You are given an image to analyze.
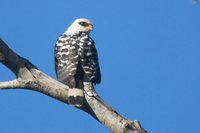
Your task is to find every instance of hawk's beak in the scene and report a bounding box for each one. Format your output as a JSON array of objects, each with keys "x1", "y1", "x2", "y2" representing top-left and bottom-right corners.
[{"x1": 88, "y1": 23, "x2": 93, "y2": 31}]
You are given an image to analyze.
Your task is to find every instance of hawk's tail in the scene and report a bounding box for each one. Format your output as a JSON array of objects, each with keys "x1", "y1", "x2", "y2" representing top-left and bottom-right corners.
[{"x1": 68, "y1": 88, "x2": 84, "y2": 107}]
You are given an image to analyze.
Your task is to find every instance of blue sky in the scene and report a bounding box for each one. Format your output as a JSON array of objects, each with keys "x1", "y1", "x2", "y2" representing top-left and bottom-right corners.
[{"x1": 0, "y1": 0, "x2": 200, "y2": 133}]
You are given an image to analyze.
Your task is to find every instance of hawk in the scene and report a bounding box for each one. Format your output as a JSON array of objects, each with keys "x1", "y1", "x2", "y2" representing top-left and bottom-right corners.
[{"x1": 54, "y1": 18, "x2": 101, "y2": 107}]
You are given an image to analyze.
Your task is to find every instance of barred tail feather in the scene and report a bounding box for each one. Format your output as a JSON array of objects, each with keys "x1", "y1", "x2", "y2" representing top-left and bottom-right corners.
[{"x1": 68, "y1": 88, "x2": 84, "y2": 107}]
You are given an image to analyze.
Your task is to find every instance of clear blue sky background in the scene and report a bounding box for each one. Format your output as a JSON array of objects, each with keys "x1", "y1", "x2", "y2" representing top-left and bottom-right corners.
[{"x1": 0, "y1": 0, "x2": 200, "y2": 133}]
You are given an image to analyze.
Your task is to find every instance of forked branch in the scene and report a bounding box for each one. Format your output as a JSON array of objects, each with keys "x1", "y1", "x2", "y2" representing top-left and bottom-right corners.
[{"x1": 0, "y1": 38, "x2": 147, "y2": 133}]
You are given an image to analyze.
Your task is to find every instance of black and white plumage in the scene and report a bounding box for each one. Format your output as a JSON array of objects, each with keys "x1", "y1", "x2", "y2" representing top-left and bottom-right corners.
[{"x1": 55, "y1": 18, "x2": 101, "y2": 107}]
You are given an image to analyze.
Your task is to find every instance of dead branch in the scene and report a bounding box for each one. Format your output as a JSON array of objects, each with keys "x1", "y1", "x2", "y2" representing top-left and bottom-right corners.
[{"x1": 0, "y1": 38, "x2": 147, "y2": 133}]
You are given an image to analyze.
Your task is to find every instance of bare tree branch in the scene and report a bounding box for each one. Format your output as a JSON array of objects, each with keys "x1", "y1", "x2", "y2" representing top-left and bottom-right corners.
[
  {"x1": 0, "y1": 38, "x2": 147, "y2": 133},
  {"x1": 0, "y1": 79, "x2": 21, "y2": 89}
]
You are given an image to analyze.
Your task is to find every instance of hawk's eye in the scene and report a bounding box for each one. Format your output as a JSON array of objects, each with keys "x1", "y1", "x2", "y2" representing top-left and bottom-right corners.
[{"x1": 79, "y1": 22, "x2": 89, "y2": 27}]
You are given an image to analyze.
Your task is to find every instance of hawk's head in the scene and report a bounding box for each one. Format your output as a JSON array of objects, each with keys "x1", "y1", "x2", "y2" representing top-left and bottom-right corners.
[{"x1": 65, "y1": 18, "x2": 93, "y2": 35}]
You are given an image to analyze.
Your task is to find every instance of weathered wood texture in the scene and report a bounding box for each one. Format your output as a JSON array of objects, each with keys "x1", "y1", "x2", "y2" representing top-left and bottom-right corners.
[{"x1": 0, "y1": 38, "x2": 147, "y2": 133}]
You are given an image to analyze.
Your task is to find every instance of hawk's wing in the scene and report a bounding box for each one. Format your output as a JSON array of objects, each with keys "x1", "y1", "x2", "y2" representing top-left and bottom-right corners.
[
  {"x1": 79, "y1": 37, "x2": 101, "y2": 84},
  {"x1": 55, "y1": 35, "x2": 79, "y2": 88}
]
